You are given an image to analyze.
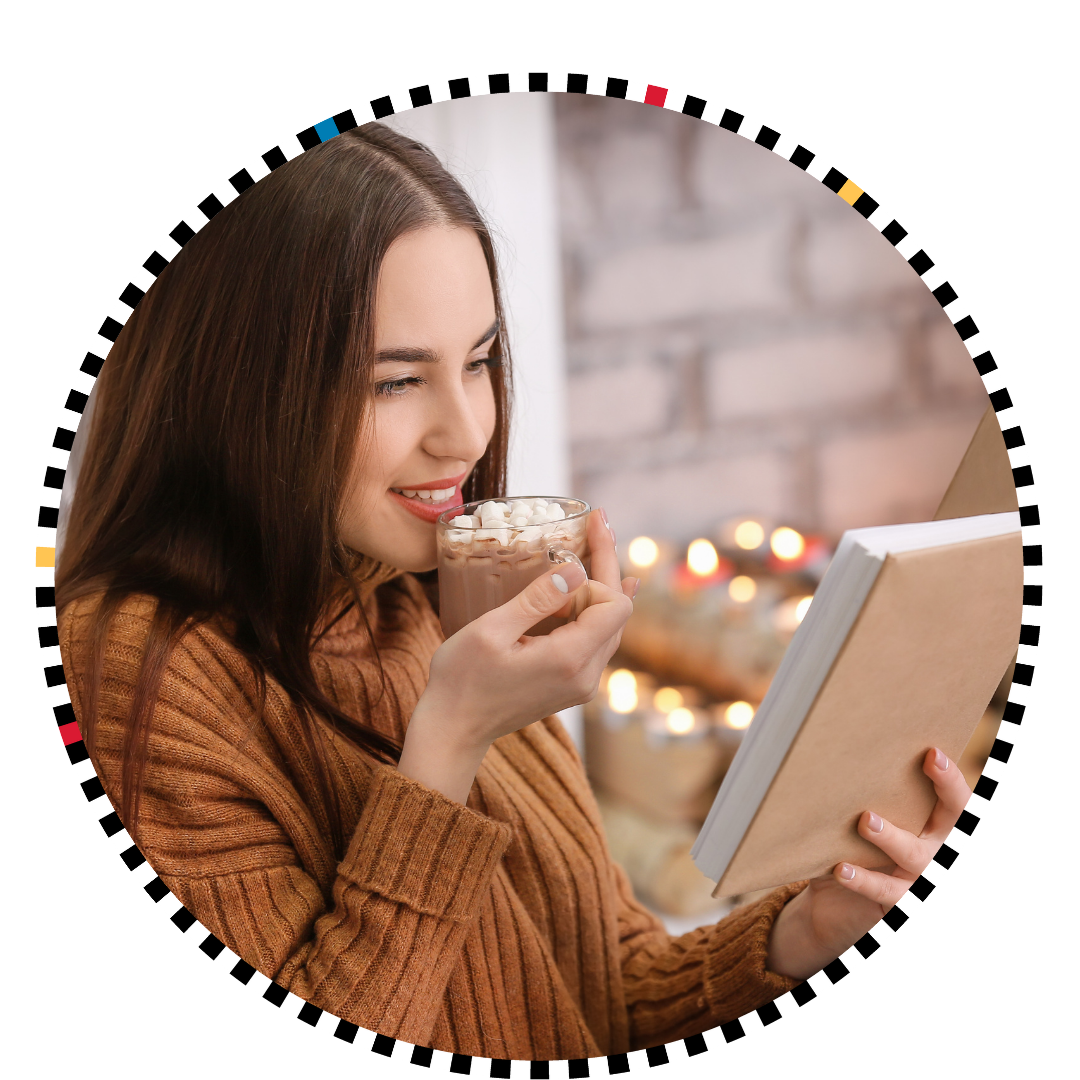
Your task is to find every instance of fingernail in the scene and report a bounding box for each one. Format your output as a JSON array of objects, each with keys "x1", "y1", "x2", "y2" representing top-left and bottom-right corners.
[
  {"x1": 599, "y1": 507, "x2": 609, "y2": 527},
  {"x1": 631, "y1": 577, "x2": 640, "y2": 599},
  {"x1": 867, "y1": 812, "x2": 883, "y2": 833},
  {"x1": 552, "y1": 561, "x2": 587, "y2": 593},
  {"x1": 839, "y1": 863, "x2": 856, "y2": 881},
  {"x1": 933, "y1": 748, "x2": 949, "y2": 771}
]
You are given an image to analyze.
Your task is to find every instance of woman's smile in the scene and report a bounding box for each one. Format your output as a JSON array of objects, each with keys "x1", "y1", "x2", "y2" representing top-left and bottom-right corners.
[{"x1": 389, "y1": 473, "x2": 467, "y2": 522}]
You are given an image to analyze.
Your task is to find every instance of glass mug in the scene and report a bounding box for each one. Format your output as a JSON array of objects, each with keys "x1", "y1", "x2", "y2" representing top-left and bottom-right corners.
[{"x1": 436, "y1": 497, "x2": 592, "y2": 639}]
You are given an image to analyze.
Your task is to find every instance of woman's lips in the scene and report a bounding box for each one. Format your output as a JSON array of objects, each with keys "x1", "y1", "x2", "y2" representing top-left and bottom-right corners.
[{"x1": 388, "y1": 477, "x2": 467, "y2": 524}]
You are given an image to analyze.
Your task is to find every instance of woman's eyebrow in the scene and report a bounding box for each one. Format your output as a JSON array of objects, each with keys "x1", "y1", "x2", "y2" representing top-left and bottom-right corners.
[
  {"x1": 470, "y1": 317, "x2": 500, "y2": 350},
  {"x1": 375, "y1": 318, "x2": 501, "y2": 364}
]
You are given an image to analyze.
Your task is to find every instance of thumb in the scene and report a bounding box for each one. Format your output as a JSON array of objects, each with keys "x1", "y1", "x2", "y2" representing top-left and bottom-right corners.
[{"x1": 484, "y1": 559, "x2": 589, "y2": 640}]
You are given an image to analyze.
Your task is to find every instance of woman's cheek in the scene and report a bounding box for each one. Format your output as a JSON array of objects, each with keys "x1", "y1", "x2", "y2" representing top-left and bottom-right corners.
[{"x1": 474, "y1": 374, "x2": 498, "y2": 444}]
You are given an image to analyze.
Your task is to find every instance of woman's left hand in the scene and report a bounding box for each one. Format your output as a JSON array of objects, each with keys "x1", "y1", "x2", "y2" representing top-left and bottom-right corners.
[{"x1": 765, "y1": 747, "x2": 971, "y2": 981}]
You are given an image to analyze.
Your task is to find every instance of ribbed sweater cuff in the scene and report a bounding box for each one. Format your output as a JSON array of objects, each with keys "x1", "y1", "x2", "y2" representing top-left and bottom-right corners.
[
  {"x1": 703, "y1": 881, "x2": 808, "y2": 1016},
  {"x1": 339, "y1": 764, "x2": 513, "y2": 922}
]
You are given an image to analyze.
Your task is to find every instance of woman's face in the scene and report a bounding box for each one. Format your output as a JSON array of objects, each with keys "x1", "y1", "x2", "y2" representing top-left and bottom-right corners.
[{"x1": 339, "y1": 225, "x2": 499, "y2": 572}]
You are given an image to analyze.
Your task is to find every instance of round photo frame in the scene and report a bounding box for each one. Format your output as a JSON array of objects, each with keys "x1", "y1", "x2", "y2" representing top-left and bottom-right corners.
[{"x1": 34, "y1": 71, "x2": 1041, "y2": 1073}]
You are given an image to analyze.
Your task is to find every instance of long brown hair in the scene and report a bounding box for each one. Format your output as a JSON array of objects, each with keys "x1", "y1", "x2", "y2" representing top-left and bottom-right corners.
[{"x1": 56, "y1": 122, "x2": 511, "y2": 852}]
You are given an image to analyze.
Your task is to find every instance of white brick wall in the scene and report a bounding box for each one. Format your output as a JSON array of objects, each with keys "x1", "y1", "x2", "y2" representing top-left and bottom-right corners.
[
  {"x1": 926, "y1": 316, "x2": 988, "y2": 398},
  {"x1": 578, "y1": 223, "x2": 791, "y2": 331},
  {"x1": 708, "y1": 330, "x2": 902, "y2": 420},
  {"x1": 804, "y1": 215, "x2": 921, "y2": 305},
  {"x1": 568, "y1": 359, "x2": 672, "y2": 440},
  {"x1": 553, "y1": 95, "x2": 992, "y2": 543},
  {"x1": 584, "y1": 451, "x2": 789, "y2": 540},
  {"x1": 818, "y1": 413, "x2": 986, "y2": 534}
]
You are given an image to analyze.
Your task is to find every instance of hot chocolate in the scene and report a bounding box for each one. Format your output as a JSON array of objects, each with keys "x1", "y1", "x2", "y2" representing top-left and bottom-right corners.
[{"x1": 437, "y1": 497, "x2": 591, "y2": 638}]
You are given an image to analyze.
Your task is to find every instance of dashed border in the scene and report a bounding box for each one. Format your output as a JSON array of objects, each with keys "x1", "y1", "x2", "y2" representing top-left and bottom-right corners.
[{"x1": 34, "y1": 71, "x2": 1040, "y2": 1071}]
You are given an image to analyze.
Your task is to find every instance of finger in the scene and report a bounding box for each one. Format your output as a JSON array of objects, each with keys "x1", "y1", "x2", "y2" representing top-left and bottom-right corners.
[
  {"x1": 833, "y1": 862, "x2": 907, "y2": 910},
  {"x1": 586, "y1": 509, "x2": 621, "y2": 591},
  {"x1": 621, "y1": 576, "x2": 640, "y2": 601},
  {"x1": 919, "y1": 748, "x2": 972, "y2": 841},
  {"x1": 857, "y1": 811, "x2": 926, "y2": 876},
  {"x1": 484, "y1": 561, "x2": 590, "y2": 640},
  {"x1": 553, "y1": 578, "x2": 635, "y2": 644}
]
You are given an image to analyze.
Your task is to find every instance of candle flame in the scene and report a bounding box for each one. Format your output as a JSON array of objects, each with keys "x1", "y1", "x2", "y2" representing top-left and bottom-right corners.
[
  {"x1": 665, "y1": 707, "x2": 695, "y2": 734},
  {"x1": 728, "y1": 575, "x2": 757, "y2": 603},
  {"x1": 724, "y1": 701, "x2": 755, "y2": 729},
  {"x1": 687, "y1": 538, "x2": 720, "y2": 576},
  {"x1": 734, "y1": 520, "x2": 765, "y2": 550},
  {"x1": 770, "y1": 527, "x2": 805, "y2": 561},
  {"x1": 627, "y1": 536, "x2": 660, "y2": 568}
]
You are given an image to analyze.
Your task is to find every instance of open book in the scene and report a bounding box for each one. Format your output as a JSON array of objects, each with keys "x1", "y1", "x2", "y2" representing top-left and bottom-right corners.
[{"x1": 691, "y1": 511, "x2": 1022, "y2": 898}]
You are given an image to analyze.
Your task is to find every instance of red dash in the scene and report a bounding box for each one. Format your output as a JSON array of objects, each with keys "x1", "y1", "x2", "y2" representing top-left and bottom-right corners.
[
  {"x1": 59, "y1": 720, "x2": 82, "y2": 746},
  {"x1": 644, "y1": 85, "x2": 668, "y2": 107}
]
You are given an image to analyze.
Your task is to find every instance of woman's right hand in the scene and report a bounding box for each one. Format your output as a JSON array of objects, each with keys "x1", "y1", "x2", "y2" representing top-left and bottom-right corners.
[{"x1": 398, "y1": 510, "x2": 637, "y2": 803}]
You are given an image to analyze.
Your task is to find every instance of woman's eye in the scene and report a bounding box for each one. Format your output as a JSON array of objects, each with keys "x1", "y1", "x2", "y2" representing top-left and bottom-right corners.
[
  {"x1": 375, "y1": 375, "x2": 424, "y2": 398},
  {"x1": 466, "y1": 355, "x2": 501, "y2": 374}
]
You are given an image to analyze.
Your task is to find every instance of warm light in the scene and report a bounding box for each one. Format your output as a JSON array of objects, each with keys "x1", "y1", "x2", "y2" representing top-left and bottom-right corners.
[
  {"x1": 728, "y1": 575, "x2": 757, "y2": 603},
  {"x1": 724, "y1": 701, "x2": 756, "y2": 729},
  {"x1": 627, "y1": 535, "x2": 660, "y2": 568},
  {"x1": 733, "y1": 520, "x2": 765, "y2": 550},
  {"x1": 773, "y1": 595, "x2": 814, "y2": 634},
  {"x1": 687, "y1": 538, "x2": 720, "y2": 576},
  {"x1": 607, "y1": 669, "x2": 639, "y2": 714},
  {"x1": 654, "y1": 686, "x2": 684, "y2": 713},
  {"x1": 770, "y1": 527, "x2": 806, "y2": 561},
  {"x1": 665, "y1": 707, "x2": 695, "y2": 734}
]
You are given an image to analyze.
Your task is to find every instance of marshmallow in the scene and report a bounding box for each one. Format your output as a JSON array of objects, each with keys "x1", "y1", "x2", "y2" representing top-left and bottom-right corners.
[{"x1": 443, "y1": 498, "x2": 583, "y2": 555}]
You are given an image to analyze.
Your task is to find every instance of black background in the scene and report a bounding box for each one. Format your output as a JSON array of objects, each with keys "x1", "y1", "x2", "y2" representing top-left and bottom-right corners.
[{"x1": 35, "y1": 56, "x2": 1054, "y2": 1071}]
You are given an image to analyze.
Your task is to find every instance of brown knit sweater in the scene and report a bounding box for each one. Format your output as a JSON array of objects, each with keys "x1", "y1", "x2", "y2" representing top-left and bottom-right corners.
[{"x1": 59, "y1": 575, "x2": 803, "y2": 1059}]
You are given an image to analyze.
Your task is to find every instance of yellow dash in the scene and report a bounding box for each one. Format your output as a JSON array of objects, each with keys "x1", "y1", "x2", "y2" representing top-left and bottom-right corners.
[
  {"x1": 838, "y1": 179, "x2": 864, "y2": 206},
  {"x1": 36, "y1": 546, "x2": 56, "y2": 568}
]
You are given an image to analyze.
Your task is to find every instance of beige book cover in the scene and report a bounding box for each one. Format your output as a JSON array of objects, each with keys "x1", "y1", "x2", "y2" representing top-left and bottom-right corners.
[
  {"x1": 694, "y1": 406, "x2": 1022, "y2": 897},
  {"x1": 705, "y1": 527, "x2": 1022, "y2": 897}
]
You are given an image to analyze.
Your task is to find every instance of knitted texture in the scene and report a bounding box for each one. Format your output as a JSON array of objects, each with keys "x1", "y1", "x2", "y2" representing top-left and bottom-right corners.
[{"x1": 59, "y1": 575, "x2": 804, "y2": 1059}]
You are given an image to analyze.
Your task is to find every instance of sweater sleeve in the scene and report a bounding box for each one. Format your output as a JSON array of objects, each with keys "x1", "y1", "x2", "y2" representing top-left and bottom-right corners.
[
  {"x1": 613, "y1": 861, "x2": 807, "y2": 1049},
  {"x1": 59, "y1": 596, "x2": 512, "y2": 1046},
  {"x1": 173, "y1": 764, "x2": 512, "y2": 1041}
]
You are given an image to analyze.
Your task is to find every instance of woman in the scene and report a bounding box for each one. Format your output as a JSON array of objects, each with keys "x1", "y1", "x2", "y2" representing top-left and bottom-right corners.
[{"x1": 57, "y1": 122, "x2": 971, "y2": 1060}]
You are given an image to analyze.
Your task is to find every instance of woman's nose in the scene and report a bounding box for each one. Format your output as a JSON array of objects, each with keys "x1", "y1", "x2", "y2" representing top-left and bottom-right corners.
[{"x1": 423, "y1": 379, "x2": 492, "y2": 464}]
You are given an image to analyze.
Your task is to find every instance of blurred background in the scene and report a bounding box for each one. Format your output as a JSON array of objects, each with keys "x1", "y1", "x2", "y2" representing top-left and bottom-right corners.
[{"x1": 385, "y1": 93, "x2": 1004, "y2": 934}]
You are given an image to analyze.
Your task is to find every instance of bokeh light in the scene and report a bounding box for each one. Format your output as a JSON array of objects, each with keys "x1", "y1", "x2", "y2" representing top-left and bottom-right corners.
[
  {"x1": 687, "y1": 538, "x2": 720, "y2": 576},
  {"x1": 627, "y1": 535, "x2": 660, "y2": 568},
  {"x1": 795, "y1": 595, "x2": 813, "y2": 622},
  {"x1": 728, "y1": 575, "x2": 757, "y2": 603},
  {"x1": 607, "y1": 669, "x2": 639, "y2": 714},
  {"x1": 653, "y1": 686, "x2": 684, "y2": 713},
  {"x1": 733, "y1": 520, "x2": 765, "y2": 550},
  {"x1": 724, "y1": 700, "x2": 756, "y2": 729},
  {"x1": 665, "y1": 707, "x2": 695, "y2": 734},
  {"x1": 770, "y1": 526, "x2": 805, "y2": 561}
]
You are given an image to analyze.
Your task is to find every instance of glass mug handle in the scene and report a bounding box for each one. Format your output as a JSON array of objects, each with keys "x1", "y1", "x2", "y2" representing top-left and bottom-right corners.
[{"x1": 547, "y1": 546, "x2": 590, "y2": 623}]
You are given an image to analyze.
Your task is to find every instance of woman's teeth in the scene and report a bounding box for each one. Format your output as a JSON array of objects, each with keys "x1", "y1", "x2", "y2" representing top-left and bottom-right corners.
[{"x1": 393, "y1": 487, "x2": 457, "y2": 504}]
